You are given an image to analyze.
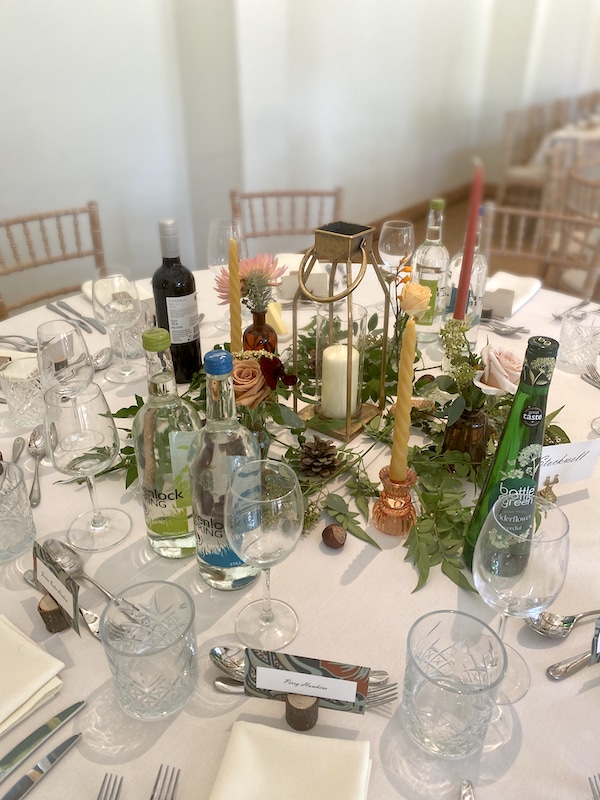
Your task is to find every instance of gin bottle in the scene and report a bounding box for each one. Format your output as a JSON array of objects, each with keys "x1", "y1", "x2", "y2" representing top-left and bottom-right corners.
[
  {"x1": 411, "y1": 198, "x2": 450, "y2": 343},
  {"x1": 443, "y1": 206, "x2": 488, "y2": 346},
  {"x1": 132, "y1": 327, "x2": 202, "y2": 558},
  {"x1": 463, "y1": 335, "x2": 559, "y2": 568},
  {"x1": 189, "y1": 350, "x2": 260, "y2": 590}
]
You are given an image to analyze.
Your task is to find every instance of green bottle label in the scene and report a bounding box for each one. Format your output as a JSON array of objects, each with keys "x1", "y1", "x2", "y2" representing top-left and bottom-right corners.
[{"x1": 418, "y1": 278, "x2": 438, "y2": 326}]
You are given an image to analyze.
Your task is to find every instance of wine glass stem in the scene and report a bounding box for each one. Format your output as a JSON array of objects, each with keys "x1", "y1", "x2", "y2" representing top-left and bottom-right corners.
[
  {"x1": 497, "y1": 612, "x2": 509, "y2": 641},
  {"x1": 117, "y1": 331, "x2": 132, "y2": 375},
  {"x1": 259, "y1": 568, "x2": 275, "y2": 626},
  {"x1": 86, "y1": 476, "x2": 108, "y2": 530}
]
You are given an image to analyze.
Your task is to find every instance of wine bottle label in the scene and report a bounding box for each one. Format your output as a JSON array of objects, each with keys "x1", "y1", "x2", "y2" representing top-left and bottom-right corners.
[
  {"x1": 166, "y1": 293, "x2": 200, "y2": 344},
  {"x1": 142, "y1": 430, "x2": 195, "y2": 536},
  {"x1": 194, "y1": 514, "x2": 246, "y2": 568},
  {"x1": 417, "y1": 277, "x2": 438, "y2": 326}
]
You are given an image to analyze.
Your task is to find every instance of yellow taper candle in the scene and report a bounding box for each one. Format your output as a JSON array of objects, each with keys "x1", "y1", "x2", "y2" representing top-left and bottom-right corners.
[
  {"x1": 389, "y1": 316, "x2": 416, "y2": 482},
  {"x1": 228, "y1": 238, "x2": 242, "y2": 352}
]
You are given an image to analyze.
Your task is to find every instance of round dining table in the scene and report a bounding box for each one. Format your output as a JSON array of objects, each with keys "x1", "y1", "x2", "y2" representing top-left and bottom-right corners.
[{"x1": 0, "y1": 266, "x2": 599, "y2": 800}]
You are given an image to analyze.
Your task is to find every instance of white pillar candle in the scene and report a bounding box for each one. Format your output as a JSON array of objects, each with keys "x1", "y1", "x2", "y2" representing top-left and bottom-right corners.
[{"x1": 320, "y1": 344, "x2": 359, "y2": 419}]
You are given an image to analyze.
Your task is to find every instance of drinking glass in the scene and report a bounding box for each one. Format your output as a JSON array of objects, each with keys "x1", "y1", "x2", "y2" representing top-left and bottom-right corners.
[
  {"x1": 472, "y1": 494, "x2": 569, "y2": 703},
  {"x1": 207, "y1": 219, "x2": 248, "y2": 332},
  {"x1": 92, "y1": 269, "x2": 145, "y2": 383},
  {"x1": 44, "y1": 382, "x2": 131, "y2": 551},
  {"x1": 224, "y1": 459, "x2": 304, "y2": 649},
  {"x1": 592, "y1": 416, "x2": 600, "y2": 435},
  {"x1": 37, "y1": 320, "x2": 94, "y2": 396},
  {"x1": 376, "y1": 220, "x2": 415, "y2": 313}
]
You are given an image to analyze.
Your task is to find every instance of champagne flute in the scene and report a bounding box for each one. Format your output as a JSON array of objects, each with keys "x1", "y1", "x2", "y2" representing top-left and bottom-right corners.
[
  {"x1": 92, "y1": 269, "x2": 145, "y2": 383},
  {"x1": 472, "y1": 494, "x2": 569, "y2": 703},
  {"x1": 44, "y1": 382, "x2": 131, "y2": 551},
  {"x1": 207, "y1": 219, "x2": 248, "y2": 331},
  {"x1": 224, "y1": 459, "x2": 304, "y2": 649},
  {"x1": 376, "y1": 220, "x2": 415, "y2": 314}
]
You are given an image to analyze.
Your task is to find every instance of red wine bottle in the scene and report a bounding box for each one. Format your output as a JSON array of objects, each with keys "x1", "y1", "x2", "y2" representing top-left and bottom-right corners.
[{"x1": 152, "y1": 219, "x2": 202, "y2": 383}]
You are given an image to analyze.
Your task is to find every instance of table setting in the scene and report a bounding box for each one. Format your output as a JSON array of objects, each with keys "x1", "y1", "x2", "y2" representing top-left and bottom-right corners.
[{"x1": 1, "y1": 204, "x2": 600, "y2": 800}]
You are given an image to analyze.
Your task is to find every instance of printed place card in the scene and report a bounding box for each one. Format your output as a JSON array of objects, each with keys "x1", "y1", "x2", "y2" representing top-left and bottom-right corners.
[
  {"x1": 539, "y1": 439, "x2": 600, "y2": 486},
  {"x1": 245, "y1": 648, "x2": 371, "y2": 714},
  {"x1": 33, "y1": 541, "x2": 80, "y2": 634}
]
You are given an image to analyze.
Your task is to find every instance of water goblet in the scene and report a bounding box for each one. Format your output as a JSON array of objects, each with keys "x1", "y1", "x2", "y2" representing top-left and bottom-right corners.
[
  {"x1": 37, "y1": 319, "x2": 94, "y2": 396},
  {"x1": 44, "y1": 382, "x2": 131, "y2": 551},
  {"x1": 376, "y1": 220, "x2": 415, "y2": 314},
  {"x1": 92, "y1": 269, "x2": 145, "y2": 383},
  {"x1": 224, "y1": 459, "x2": 304, "y2": 650},
  {"x1": 472, "y1": 493, "x2": 569, "y2": 703}
]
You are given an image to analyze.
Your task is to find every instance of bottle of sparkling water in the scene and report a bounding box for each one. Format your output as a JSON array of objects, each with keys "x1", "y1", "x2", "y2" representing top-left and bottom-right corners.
[
  {"x1": 443, "y1": 206, "x2": 488, "y2": 346},
  {"x1": 463, "y1": 335, "x2": 559, "y2": 569},
  {"x1": 411, "y1": 198, "x2": 450, "y2": 344},
  {"x1": 132, "y1": 327, "x2": 202, "y2": 558},
  {"x1": 189, "y1": 350, "x2": 260, "y2": 590}
]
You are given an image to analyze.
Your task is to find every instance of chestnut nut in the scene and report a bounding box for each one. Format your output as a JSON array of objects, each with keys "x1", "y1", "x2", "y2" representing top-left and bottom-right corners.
[{"x1": 322, "y1": 523, "x2": 347, "y2": 549}]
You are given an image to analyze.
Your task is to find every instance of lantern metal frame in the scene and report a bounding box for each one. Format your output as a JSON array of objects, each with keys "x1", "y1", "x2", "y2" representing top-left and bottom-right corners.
[{"x1": 291, "y1": 221, "x2": 392, "y2": 442}]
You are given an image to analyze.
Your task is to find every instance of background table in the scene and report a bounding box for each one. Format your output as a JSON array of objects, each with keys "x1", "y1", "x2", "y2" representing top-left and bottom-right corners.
[{"x1": 0, "y1": 271, "x2": 599, "y2": 799}]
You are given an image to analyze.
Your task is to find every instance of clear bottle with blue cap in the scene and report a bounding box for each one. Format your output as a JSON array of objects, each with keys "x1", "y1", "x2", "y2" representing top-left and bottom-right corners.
[
  {"x1": 132, "y1": 327, "x2": 202, "y2": 558},
  {"x1": 188, "y1": 350, "x2": 260, "y2": 590}
]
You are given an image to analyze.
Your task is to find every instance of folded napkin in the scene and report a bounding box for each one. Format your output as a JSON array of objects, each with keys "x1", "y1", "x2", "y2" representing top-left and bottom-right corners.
[
  {"x1": 80, "y1": 280, "x2": 153, "y2": 303},
  {"x1": 0, "y1": 615, "x2": 64, "y2": 737},
  {"x1": 208, "y1": 721, "x2": 371, "y2": 800},
  {"x1": 485, "y1": 271, "x2": 542, "y2": 317}
]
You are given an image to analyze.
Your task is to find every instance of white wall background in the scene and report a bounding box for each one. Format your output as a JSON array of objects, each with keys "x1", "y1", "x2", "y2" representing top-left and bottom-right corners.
[{"x1": 1, "y1": 0, "x2": 599, "y2": 296}]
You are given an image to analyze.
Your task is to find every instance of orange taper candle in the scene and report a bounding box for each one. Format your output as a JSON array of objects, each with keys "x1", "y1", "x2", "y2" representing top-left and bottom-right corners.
[
  {"x1": 228, "y1": 238, "x2": 242, "y2": 352},
  {"x1": 389, "y1": 317, "x2": 416, "y2": 482}
]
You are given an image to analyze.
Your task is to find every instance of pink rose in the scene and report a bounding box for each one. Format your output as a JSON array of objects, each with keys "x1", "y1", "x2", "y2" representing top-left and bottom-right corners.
[
  {"x1": 231, "y1": 358, "x2": 272, "y2": 408},
  {"x1": 479, "y1": 344, "x2": 522, "y2": 394}
]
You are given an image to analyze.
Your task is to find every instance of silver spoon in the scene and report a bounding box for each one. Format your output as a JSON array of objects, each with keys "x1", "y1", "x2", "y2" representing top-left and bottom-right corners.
[
  {"x1": 28, "y1": 425, "x2": 46, "y2": 507},
  {"x1": 12, "y1": 436, "x2": 25, "y2": 462},
  {"x1": 210, "y1": 644, "x2": 389, "y2": 685},
  {"x1": 23, "y1": 569, "x2": 101, "y2": 639},
  {"x1": 92, "y1": 347, "x2": 113, "y2": 371},
  {"x1": 526, "y1": 608, "x2": 600, "y2": 638},
  {"x1": 481, "y1": 321, "x2": 530, "y2": 336},
  {"x1": 546, "y1": 650, "x2": 592, "y2": 681},
  {"x1": 43, "y1": 538, "x2": 115, "y2": 599}
]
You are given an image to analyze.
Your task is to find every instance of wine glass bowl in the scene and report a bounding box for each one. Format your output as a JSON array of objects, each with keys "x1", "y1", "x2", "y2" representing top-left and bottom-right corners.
[
  {"x1": 378, "y1": 220, "x2": 415, "y2": 278},
  {"x1": 36, "y1": 320, "x2": 94, "y2": 396},
  {"x1": 44, "y1": 382, "x2": 131, "y2": 551},
  {"x1": 224, "y1": 459, "x2": 304, "y2": 650},
  {"x1": 92, "y1": 270, "x2": 145, "y2": 383},
  {"x1": 472, "y1": 494, "x2": 569, "y2": 702}
]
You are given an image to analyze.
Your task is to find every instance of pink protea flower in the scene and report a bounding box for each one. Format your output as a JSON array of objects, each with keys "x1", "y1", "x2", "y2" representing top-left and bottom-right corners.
[{"x1": 215, "y1": 254, "x2": 287, "y2": 305}]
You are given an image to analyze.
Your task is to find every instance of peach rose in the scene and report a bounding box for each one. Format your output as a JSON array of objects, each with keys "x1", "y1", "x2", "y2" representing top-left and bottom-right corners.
[
  {"x1": 479, "y1": 344, "x2": 522, "y2": 394},
  {"x1": 232, "y1": 358, "x2": 272, "y2": 408},
  {"x1": 400, "y1": 282, "x2": 431, "y2": 318}
]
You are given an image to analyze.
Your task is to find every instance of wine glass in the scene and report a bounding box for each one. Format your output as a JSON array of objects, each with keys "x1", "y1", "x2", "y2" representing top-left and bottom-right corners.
[
  {"x1": 376, "y1": 220, "x2": 415, "y2": 314},
  {"x1": 224, "y1": 459, "x2": 304, "y2": 649},
  {"x1": 472, "y1": 493, "x2": 569, "y2": 703},
  {"x1": 37, "y1": 320, "x2": 94, "y2": 396},
  {"x1": 592, "y1": 416, "x2": 600, "y2": 435},
  {"x1": 92, "y1": 269, "x2": 145, "y2": 383},
  {"x1": 207, "y1": 219, "x2": 248, "y2": 332},
  {"x1": 44, "y1": 382, "x2": 131, "y2": 551}
]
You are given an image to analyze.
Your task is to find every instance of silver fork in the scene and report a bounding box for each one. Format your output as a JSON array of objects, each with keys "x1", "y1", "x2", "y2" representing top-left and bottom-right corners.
[
  {"x1": 97, "y1": 773, "x2": 123, "y2": 800},
  {"x1": 364, "y1": 682, "x2": 398, "y2": 708},
  {"x1": 587, "y1": 363, "x2": 600, "y2": 383},
  {"x1": 150, "y1": 764, "x2": 180, "y2": 800},
  {"x1": 0, "y1": 336, "x2": 38, "y2": 352},
  {"x1": 551, "y1": 299, "x2": 589, "y2": 322},
  {"x1": 589, "y1": 773, "x2": 600, "y2": 800}
]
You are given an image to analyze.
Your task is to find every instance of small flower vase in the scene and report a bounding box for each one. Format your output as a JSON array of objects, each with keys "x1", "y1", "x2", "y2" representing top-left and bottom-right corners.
[
  {"x1": 441, "y1": 407, "x2": 489, "y2": 464},
  {"x1": 372, "y1": 466, "x2": 418, "y2": 536},
  {"x1": 250, "y1": 423, "x2": 271, "y2": 459},
  {"x1": 243, "y1": 310, "x2": 277, "y2": 353}
]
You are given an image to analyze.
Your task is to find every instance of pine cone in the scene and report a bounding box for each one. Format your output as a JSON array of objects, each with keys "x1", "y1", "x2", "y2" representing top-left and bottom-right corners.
[{"x1": 299, "y1": 435, "x2": 339, "y2": 477}]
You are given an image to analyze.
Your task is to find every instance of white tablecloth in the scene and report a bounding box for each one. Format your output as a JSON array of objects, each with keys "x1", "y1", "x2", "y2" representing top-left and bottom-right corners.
[{"x1": 0, "y1": 270, "x2": 599, "y2": 800}]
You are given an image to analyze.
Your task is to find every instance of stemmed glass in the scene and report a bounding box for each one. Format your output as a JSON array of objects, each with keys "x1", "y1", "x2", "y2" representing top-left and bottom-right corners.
[
  {"x1": 207, "y1": 219, "x2": 248, "y2": 332},
  {"x1": 44, "y1": 382, "x2": 131, "y2": 551},
  {"x1": 592, "y1": 417, "x2": 600, "y2": 435},
  {"x1": 92, "y1": 269, "x2": 145, "y2": 383},
  {"x1": 224, "y1": 459, "x2": 304, "y2": 650},
  {"x1": 37, "y1": 320, "x2": 95, "y2": 396},
  {"x1": 472, "y1": 494, "x2": 569, "y2": 703},
  {"x1": 377, "y1": 220, "x2": 415, "y2": 314}
]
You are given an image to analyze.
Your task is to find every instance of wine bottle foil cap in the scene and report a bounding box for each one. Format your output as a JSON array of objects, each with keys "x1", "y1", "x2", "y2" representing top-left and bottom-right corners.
[
  {"x1": 159, "y1": 219, "x2": 178, "y2": 237},
  {"x1": 204, "y1": 350, "x2": 233, "y2": 375},
  {"x1": 142, "y1": 327, "x2": 171, "y2": 352},
  {"x1": 526, "y1": 335, "x2": 559, "y2": 359}
]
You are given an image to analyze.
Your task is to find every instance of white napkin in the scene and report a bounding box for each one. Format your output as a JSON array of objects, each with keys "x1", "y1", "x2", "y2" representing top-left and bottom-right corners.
[
  {"x1": 485, "y1": 271, "x2": 542, "y2": 317},
  {"x1": 208, "y1": 721, "x2": 371, "y2": 800},
  {"x1": 0, "y1": 615, "x2": 64, "y2": 736},
  {"x1": 80, "y1": 280, "x2": 153, "y2": 303}
]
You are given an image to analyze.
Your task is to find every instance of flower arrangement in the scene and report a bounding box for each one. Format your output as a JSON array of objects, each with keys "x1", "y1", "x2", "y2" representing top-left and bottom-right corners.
[{"x1": 215, "y1": 253, "x2": 286, "y2": 312}]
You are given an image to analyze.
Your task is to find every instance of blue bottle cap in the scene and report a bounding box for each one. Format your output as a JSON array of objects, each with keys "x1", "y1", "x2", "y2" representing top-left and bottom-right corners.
[{"x1": 204, "y1": 350, "x2": 233, "y2": 375}]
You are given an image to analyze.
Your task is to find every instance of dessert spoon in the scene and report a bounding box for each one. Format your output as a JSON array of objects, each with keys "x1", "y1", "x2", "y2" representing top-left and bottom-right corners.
[
  {"x1": 526, "y1": 608, "x2": 600, "y2": 638},
  {"x1": 28, "y1": 425, "x2": 46, "y2": 507},
  {"x1": 43, "y1": 538, "x2": 115, "y2": 598}
]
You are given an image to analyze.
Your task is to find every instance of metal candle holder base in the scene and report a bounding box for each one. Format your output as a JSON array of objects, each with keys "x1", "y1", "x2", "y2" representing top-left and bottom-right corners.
[{"x1": 372, "y1": 466, "x2": 417, "y2": 536}]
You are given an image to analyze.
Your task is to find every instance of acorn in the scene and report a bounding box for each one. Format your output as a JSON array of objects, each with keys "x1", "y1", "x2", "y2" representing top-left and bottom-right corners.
[{"x1": 322, "y1": 523, "x2": 347, "y2": 549}]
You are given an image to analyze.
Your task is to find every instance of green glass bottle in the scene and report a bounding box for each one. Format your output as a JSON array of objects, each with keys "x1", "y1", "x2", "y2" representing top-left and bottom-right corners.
[
  {"x1": 463, "y1": 335, "x2": 559, "y2": 568},
  {"x1": 132, "y1": 327, "x2": 202, "y2": 558}
]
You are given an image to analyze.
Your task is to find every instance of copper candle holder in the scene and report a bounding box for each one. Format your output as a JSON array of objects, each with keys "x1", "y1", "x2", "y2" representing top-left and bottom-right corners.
[{"x1": 372, "y1": 465, "x2": 417, "y2": 536}]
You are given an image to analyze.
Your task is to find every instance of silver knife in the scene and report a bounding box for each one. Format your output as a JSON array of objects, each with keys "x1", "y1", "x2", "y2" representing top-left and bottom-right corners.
[
  {"x1": 0, "y1": 734, "x2": 80, "y2": 800},
  {"x1": 55, "y1": 301, "x2": 106, "y2": 334},
  {"x1": 0, "y1": 703, "x2": 85, "y2": 784},
  {"x1": 582, "y1": 373, "x2": 600, "y2": 390},
  {"x1": 45, "y1": 304, "x2": 92, "y2": 334}
]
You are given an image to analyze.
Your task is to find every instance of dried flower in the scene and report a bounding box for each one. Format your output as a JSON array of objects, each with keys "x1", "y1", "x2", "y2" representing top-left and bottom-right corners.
[{"x1": 215, "y1": 253, "x2": 286, "y2": 311}]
